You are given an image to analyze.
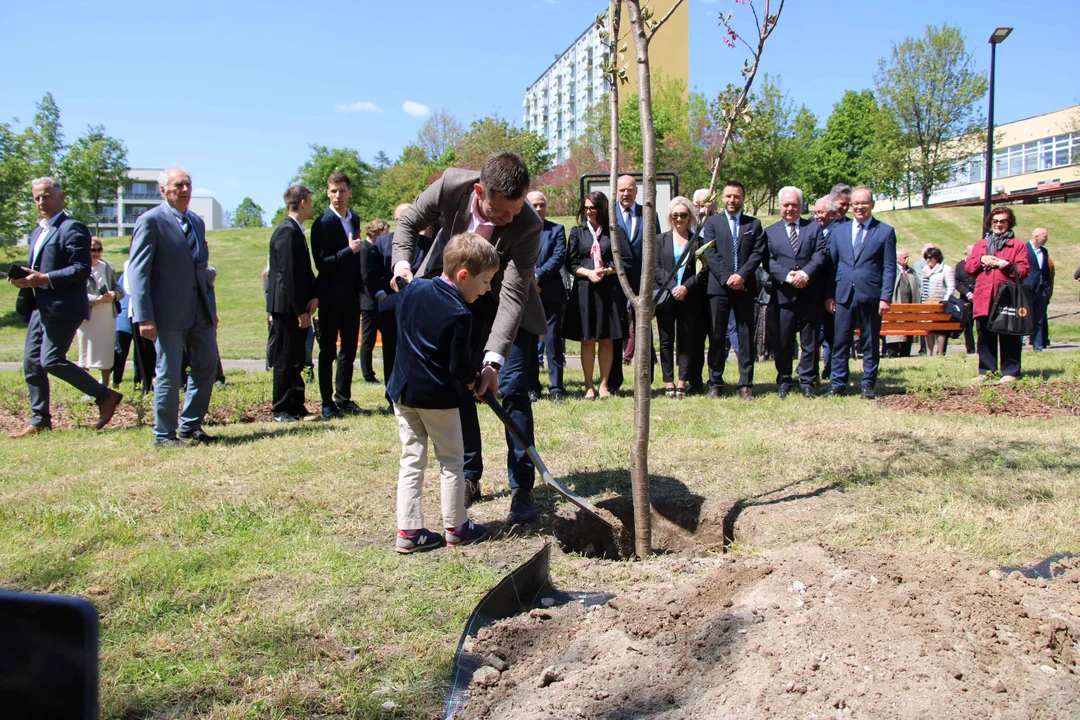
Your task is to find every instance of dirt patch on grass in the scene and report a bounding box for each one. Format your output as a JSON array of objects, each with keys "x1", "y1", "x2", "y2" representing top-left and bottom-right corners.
[
  {"x1": 879, "y1": 382, "x2": 1080, "y2": 418},
  {"x1": 0, "y1": 395, "x2": 273, "y2": 434},
  {"x1": 459, "y1": 544, "x2": 1080, "y2": 719}
]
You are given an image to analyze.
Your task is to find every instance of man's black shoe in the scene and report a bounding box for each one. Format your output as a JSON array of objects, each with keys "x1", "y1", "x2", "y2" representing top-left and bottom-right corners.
[
  {"x1": 464, "y1": 479, "x2": 482, "y2": 508},
  {"x1": 800, "y1": 386, "x2": 815, "y2": 399},
  {"x1": 337, "y1": 400, "x2": 363, "y2": 415},
  {"x1": 363, "y1": 378, "x2": 380, "y2": 385},
  {"x1": 549, "y1": 390, "x2": 566, "y2": 404},
  {"x1": 273, "y1": 413, "x2": 300, "y2": 423},
  {"x1": 507, "y1": 489, "x2": 536, "y2": 524},
  {"x1": 738, "y1": 387, "x2": 755, "y2": 401},
  {"x1": 321, "y1": 405, "x2": 342, "y2": 420},
  {"x1": 179, "y1": 429, "x2": 218, "y2": 444},
  {"x1": 528, "y1": 390, "x2": 540, "y2": 403},
  {"x1": 706, "y1": 387, "x2": 723, "y2": 400},
  {"x1": 861, "y1": 386, "x2": 876, "y2": 400},
  {"x1": 824, "y1": 387, "x2": 846, "y2": 398},
  {"x1": 777, "y1": 386, "x2": 791, "y2": 400}
]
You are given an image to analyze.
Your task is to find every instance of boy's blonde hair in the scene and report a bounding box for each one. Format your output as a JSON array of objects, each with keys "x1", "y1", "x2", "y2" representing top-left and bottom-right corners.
[{"x1": 443, "y1": 232, "x2": 499, "y2": 277}]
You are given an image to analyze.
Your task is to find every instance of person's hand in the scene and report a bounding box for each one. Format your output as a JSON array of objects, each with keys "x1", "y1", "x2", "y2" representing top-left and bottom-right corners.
[
  {"x1": 879, "y1": 300, "x2": 891, "y2": 317},
  {"x1": 726, "y1": 273, "x2": 744, "y2": 291},
  {"x1": 306, "y1": 298, "x2": 318, "y2": 316},
  {"x1": 268, "y1": 315, "x2": 273, "y2": 324},
  {"x1": 298, "y1": 312, "x2": 311, "y2": 329},
  {"x1": 10, "y1": 268, "x2": 50, "y2": 289},
  {"x1": 213, "y1": 315, "x2": 219, "y2": 330},
  {"x1": 588, "y1": 269, "x2": 603, "y2": 283},
  {"x1": 791, "y1": 271, "x2": 809, "y2": 289},
  {"x1": 671, "y1": 285, "x2": 688, "y2": 301},
  {"x1": 348, "y1": 232, "x2": 363, "y2": 254},
  {"x1": 474, "y1": 365, "x2": 499, "y2": 399},
  {"x1": 393, "y1": 267, "x2": 414, "y2": 291},
  {"x1": 139, "y1": 320, "x2": 158, "y2": 341},
  {"x1": 825, "y1": 299, "x2": 836, "y2": 314}
]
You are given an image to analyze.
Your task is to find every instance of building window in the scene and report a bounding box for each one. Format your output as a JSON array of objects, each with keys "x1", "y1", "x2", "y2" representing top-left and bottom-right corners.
[{"x1": 992, "y1": 132, "x2": 1079, "y2": 180}]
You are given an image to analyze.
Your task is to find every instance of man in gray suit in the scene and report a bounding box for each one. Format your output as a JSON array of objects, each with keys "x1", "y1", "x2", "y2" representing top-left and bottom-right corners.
[
  {"x1": 7, "y1": 177, "x2": 123, "y2": 437},
  {"x1": 128, "y1": 167, "x2": 219, "y2": 448},
  {"x1": 392, "y1": 152, "x2": 544, "y2": 523}
]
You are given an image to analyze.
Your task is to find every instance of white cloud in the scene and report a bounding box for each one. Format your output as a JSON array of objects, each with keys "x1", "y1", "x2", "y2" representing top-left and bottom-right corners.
[
  {"x1": 402, "y1": 101, "x2": 431, "y2": 118},
  {"x1": 335, "y1": 100, "x2": 383, "y2": 113}
]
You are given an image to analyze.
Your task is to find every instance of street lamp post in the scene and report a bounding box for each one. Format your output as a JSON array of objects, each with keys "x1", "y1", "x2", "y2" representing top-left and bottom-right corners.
[{"x1": 983, "y1": 27, "x2": 1013, "y2": 225}]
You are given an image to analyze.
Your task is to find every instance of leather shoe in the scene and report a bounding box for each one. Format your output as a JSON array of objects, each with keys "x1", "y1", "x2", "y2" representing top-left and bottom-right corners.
[
  {"x1": 273, "y1": 413, "x2": 300, "y2": 423},
  {"x1": 706, "y1": 387, "x2": 722, "y2": 400},
  {"x1": 549, "y1": 391, "x2": 566, "y2": 404},
  {"x1": 507, "y1": 489, "x2": 536, "y2": 523},
  {"x1": 321, "y1": 405, "x2": 342, "y2": 419},
  {"x1": 464, "y1": 479, "x2": 482, "y2": 508},
  {"x1": 824, "y1": 387, "x2": 846, "y2": 397},
  {"x1": 860, "y1": 386, "x2": 876, "y2": 400},
  {"x1": 800, "y1": 386, "x2": 815, "y2": 399},
  {"x1": 9, "y1": 424, "x2": 50, "y2": 439},
  {"x1": 179, "y1": 428, "x2": 218, "y2": 444},
  {"x1": 777, "y1": 386, "x2": 791, "y2": 399},
  {"x1": 337, "y1": 399, "x2": 363, "y2": 415},
  {"x1": 528, "y1": 390, "x2": 540, "y2": 403},
  {"x1": 95, "y1": 389, "x2": 122, "y2": 429},
  {"x1": 738, "y1": 387, "x2": 755, "y2": 401}
]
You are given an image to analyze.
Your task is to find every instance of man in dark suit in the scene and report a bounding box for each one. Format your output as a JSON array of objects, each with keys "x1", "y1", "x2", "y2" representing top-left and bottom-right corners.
[
  {"x1": 813, "y1": 196, "x2": 840, "y2": 379},
  {"x1": 310, "y1": 171, "x2": 364, "y2": 419},
  {"x1": 701, "y1": 180, "x2": 766, "y2": 400},
  {"x1": 613, "y1": 174, "x2": 662, "y2": 383},
  {"x1": 8, "y1": 176, "x2": 122, "y2": 438},
  {"x1": 1025, "y1": 227, "x2": 1052, "y2": 352},
  {"x1": 128, "y1": 167, "x2": 219, "y2": 447},
  {"x1": 824, "y1": 185, "x2": 897, "y2": 399},
  {"x1": 526, "y1": 190, "x2": 567, "y2": 402},
  {"x1": 267, "y1": 186, "x2": 318, "y2": 422},
  {"x1": 763, "y1": 187, "x2": 828, "y2": 398},
  {"x1": 392, "y1": 152, "x2": 544, "y2": 523}
]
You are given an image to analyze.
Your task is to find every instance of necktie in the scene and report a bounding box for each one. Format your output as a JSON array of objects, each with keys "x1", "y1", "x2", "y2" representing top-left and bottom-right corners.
[
  {"x1": 853, "y1": 223, "x2": 865, "y2": 256},
  {"x1": 180, "y1": 214, "x2": 200, "y2": 261},
  {"x1": 788, "y1": 223, "x2": 798, "y2": 250},
  {"x1": 730, "y1": 215, "x2": 739, "y2": 258}
]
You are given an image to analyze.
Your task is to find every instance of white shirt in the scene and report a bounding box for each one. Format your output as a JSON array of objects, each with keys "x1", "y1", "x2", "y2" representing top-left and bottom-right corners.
[
  {"x1": 1029, "y1": 241, "x2": 1045, "y2": 269},
  {"x1": 289, "y1": 216, "x2": 305, "y2": 235},
  {"x1": 329, "y1": 206, "x2": 354, "y2": 239},
  {"x1": 851, "y1": 215, "x2": 872, "y2": 247}
]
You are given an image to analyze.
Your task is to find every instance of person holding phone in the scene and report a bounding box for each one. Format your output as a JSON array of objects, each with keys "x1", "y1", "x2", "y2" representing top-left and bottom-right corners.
[{"x1": 7, "y1": 177, "x2": 122, "y2": 438}]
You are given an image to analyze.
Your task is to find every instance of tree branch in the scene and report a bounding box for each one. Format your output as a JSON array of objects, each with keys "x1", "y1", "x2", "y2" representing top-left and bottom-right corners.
[{"x1": 645, "y1": 0, "x2": 685, "y2": 41}]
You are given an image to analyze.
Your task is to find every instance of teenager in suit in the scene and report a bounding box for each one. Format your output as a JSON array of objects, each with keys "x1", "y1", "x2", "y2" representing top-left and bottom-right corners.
[
  {"x1": 310, "y1": 171, "x2": 364, "y2": 419},
  {"x1": 267, "y1": 186, "x2": 319, "y2": 422},
  {"x1": 8, "y1": 177, "x2": 122, "y2": 438},
  {"x1": 128, "y1": 167, "x2": 219, "y2": 447},
  {"x1": 824, "y1": 185, "x2": 897, "y2": 399},
  {"x1": 763, "y1": 187, "x2": 828, "y2": 398},
  {"x1": 654, "y1": 196, "x2": 700, "y2": 399},
  {"x1": 391, "y1": 152, "x2": 544, "y2": 523},
  {"x1": 526, "y1": 191, "x2": 568, "y2": 402},
  {"x1": 701, "y1": 180, "x2": 766, "y2": 400}
]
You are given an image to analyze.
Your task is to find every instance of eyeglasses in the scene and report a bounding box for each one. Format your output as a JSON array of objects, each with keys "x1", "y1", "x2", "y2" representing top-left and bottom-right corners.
[
  {"x1": 584, "y1": 206, "x2": 597, "y2": 211},
  {"x1": 991, "y1": 218, "x2": 1009, "y2": 224},
  {"x1": 91, "y1": 248, "x2": 103, "y2": 253},
  {"x1": 671, "y1": 212, "x2": 690, "y2": 219}
]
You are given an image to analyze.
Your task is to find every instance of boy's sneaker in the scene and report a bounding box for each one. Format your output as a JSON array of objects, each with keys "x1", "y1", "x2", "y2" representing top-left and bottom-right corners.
[
  {"x1": 395, "y1": 528, "x2": 444, "y2": 554},
  {"x1": 445, "y1": 520, "x2": 487, "y2": 547}
]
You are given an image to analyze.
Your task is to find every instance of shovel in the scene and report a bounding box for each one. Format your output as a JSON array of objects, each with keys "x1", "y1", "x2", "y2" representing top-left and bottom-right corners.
[{"x1": 481, "y1": 389, "x2": 615, "y2": 530}]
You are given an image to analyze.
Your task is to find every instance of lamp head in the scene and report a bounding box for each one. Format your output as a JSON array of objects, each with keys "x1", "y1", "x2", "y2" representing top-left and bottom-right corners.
[{"x1": 989, "y1": 27, "x2": 1013, "y2": 44}]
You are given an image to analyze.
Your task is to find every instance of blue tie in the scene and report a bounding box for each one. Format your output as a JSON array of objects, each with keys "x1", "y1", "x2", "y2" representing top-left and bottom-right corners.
[
  {"x1": 180, "y1": 214, "x2": 199, "y2": 261},
  {"x1": 853, "y1": 223, "x2": 865, "y2": 256},
  {"x1": 729, "y1": 215, "x2": 739, "y2": 258}
]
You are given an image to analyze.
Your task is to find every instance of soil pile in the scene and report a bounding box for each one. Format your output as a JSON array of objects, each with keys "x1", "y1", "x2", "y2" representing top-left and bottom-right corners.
[
  {"x1": 459, "y1": 544, "x2": 1080, "y2": 719},
  {"x1": 879, "y1": 382, "x2": 1080, "y2": 418}
]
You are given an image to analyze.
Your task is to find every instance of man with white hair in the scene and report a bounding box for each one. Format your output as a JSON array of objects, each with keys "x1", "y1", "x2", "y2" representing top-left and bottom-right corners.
[
  {"x1": 1025, "y1": 227, "x2": 1053, "y2": 352},
  {"x1": 762, "y1": 187, "x2": 827, "y2": 397},
  {"x1": 128, "y1": 167, "x2": 219, "y2": 447},
  {"x1": 8, "y1": 176, "x2": 123, "y2": 437}
]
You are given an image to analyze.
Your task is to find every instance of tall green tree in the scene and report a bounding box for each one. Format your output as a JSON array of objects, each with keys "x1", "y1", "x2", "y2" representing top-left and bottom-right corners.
[
  {"x1": 416, "y1": 110, "x2": 464, "y2": 163},
  {"x1": 59, "y1": 125, "x2": 129, "y2": 235},
  {"x1": 233, "y1": 197, "x2": 265, "y2": 228},
  {"x1": 874, "y1": 23, "x2": 987, "y2": 206},
  {"x1": 0, "y1": 121, "x2": 31, "y2": 243},
  {"x1": 453, "y1": 116, "x2": 553, "y2": 179},
  {"x1": 723, "y1": 75, "x2": 799, "y2": 214},
  {"x1": 818, "y1": 90, "x2": 889, "y2": 190},
  {"x1": 291, "y1": 144, "x2": 373, "y2": 218},
  {"x1": 24, "y1": 92, "x2": 64, "y2": 179},
  {"x1": 367, "y1": 144, "x2": 435, "y2": 219}
]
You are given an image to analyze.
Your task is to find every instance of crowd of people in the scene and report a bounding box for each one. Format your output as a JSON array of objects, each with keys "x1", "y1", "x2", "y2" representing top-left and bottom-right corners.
[{"x1": 4, "y1": 154, "x2": 1066, "y2": 550}]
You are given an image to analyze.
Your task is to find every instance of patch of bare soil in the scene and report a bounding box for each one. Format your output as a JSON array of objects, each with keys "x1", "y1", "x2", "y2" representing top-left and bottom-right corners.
[
  {"x1": 0, "y1": 395, "x2": 272, "y2": 434},
  {"x1": 879, "y1": 382, "x2": 1080, "y2": 418},
  {"x1": 459, "y1": 544, "x2": 1080, "y2": 720}
]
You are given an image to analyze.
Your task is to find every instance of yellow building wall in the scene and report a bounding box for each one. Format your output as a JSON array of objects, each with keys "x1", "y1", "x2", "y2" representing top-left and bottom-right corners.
[{"x1": 614, "y1": 1, "x2": 689, "y2": 103}]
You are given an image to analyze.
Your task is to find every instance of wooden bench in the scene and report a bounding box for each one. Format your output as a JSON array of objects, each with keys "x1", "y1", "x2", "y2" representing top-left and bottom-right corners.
[{"x1": 880, "y1": 302, "x2": 962, "y2": 336}]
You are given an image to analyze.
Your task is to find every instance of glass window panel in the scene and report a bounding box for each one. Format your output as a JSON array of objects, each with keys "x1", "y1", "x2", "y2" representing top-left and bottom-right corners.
[
  {"x1": 1056, "y1": 148, "x2": 1069, "y2": 166},
  {"x1": 1041, "y1": 150, "x2": 1055, "y2": 170},
  {"x1": 1009, "y1": 156, "x2": 1022, "y2": 175},
  {"x1": 1024, "y1": 153, "x2": 1039, "y2": 173}
]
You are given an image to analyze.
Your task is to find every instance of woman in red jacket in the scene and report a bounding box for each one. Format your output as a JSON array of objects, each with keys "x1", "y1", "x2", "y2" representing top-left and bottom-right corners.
[{"x1": 964, "y1": 206, "x2": 1030, "y2": 383}]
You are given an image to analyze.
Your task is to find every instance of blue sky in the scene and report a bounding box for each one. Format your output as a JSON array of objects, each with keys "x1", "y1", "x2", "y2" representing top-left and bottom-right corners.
[{"x1": 2, "y1": 0, "x2": 1076, "y2": 220}]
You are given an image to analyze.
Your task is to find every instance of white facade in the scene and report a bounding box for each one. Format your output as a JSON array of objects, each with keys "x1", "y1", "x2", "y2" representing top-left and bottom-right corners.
[
  {"x1": 523, "y1": 25, "x2": 609, "y2": 165},
  {"x1": 93, "y1": 168, "x2": 223, "y2": 237}
]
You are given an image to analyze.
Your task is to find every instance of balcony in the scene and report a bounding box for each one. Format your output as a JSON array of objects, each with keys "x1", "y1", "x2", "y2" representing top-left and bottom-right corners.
[{"x1": 123, "y1": 191, "x2": 160, "y2": 201}]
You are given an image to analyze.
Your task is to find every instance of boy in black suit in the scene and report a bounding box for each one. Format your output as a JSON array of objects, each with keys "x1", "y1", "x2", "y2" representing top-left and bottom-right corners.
[{"x1": 389, "y1": 233, "x2": 499, "y2": 553}]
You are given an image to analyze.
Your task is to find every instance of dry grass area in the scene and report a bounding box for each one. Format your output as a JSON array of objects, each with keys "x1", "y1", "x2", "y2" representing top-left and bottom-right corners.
[{"x1": 0, "y1": 348, "x2": 1078, "y2": 718}]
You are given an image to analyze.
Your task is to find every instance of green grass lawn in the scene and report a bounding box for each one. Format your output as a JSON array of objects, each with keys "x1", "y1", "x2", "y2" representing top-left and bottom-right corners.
[
  {"x1": 2, "y1": 203, "x2": 1078, "y2": 364},
  {"x1": 1, "y1": 350, "x2": 1079, "y2": 718}
]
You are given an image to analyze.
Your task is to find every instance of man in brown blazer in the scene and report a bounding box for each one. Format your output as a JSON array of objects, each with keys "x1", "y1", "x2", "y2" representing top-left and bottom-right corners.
[{"x1": 392, "y1": 152, "x2": 544, "y2": 523}]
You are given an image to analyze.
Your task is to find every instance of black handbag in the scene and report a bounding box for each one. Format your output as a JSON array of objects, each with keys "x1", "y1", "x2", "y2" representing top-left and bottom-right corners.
[{"x1": 988, "y1": 277, "x2": 1034, "y2": 336}]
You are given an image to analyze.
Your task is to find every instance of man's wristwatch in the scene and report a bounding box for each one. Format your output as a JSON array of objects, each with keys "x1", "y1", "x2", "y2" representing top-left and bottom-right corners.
[{"x1": 482, "y1": 360, "x2": 502, "y2": 372}]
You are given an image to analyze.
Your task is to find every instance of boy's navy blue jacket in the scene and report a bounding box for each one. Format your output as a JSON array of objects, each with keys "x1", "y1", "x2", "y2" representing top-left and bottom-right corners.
[{"x1": 387, "y1": 277, "x2": 475, "y2": 409}]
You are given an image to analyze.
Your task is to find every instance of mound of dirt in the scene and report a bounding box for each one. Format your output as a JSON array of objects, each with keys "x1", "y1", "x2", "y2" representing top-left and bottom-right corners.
[
  {"x1": 0, "y1": 397, "x2": 273, "y2": 434},
  {"x1": 879, "y1": 382, "x2": 1080, "y2": 418},
  {"x1": 458, "y1": 544, "x2": 1080, "y2": 719}
]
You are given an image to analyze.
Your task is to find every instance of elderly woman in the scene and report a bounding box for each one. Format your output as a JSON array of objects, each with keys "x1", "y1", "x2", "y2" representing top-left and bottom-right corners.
[
  {"x1": 77, "y1": 238, "x2": 124, "y2": 387},
  {"x1": 563, "y1": 191, "x2": 632, "y2": 400},
  {"x1": 654, "y1": 196, "x2": 699, "y2": 398},
  {"x1": 920, "y1": 246, "x2": 956, "y2": 356},
  {"x1": 965, "y1": 206, "x2": 1029, "y2": 383}
]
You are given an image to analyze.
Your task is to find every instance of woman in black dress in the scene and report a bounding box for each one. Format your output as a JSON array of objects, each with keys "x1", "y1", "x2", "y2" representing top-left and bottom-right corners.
[{"x1": 563, "y1": 191, "x2": 632, "y2": 399}]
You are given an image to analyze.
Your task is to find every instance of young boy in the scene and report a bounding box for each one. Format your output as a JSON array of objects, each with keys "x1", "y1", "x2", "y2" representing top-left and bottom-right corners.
[{"x1": 387, "y1": 232, "x2": 499, "y2": 553}]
